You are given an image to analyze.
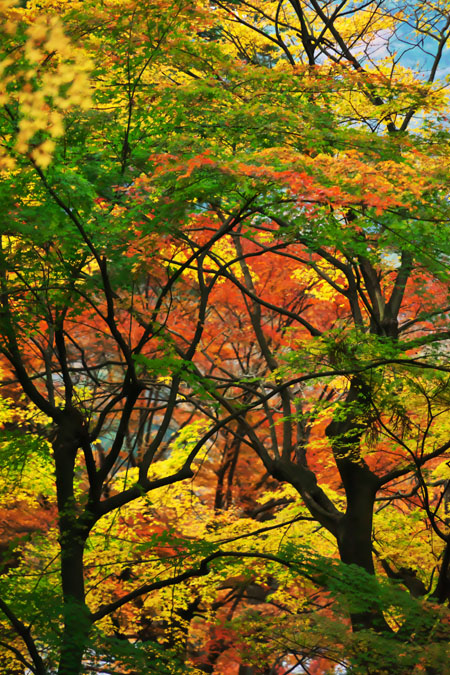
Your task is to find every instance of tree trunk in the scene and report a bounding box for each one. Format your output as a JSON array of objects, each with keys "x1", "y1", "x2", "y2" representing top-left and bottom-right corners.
[
  {"x1": 326, "y1": 381, "x2": 389, "y2": 632},
  {"x1": 53, "y1": 409, "x2": 91, "y2": 675},
  {"x1": 336, "y1": 462, "x2": 377, "y2": 575},
  {"x1": 57, "y1": 540, "x2": 91, "y2": 675}
]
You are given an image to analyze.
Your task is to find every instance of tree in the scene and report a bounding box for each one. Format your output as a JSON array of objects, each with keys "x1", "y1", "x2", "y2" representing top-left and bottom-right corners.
[{"x1": 0, "y1": 1, "x2": 450, "y2": 673}]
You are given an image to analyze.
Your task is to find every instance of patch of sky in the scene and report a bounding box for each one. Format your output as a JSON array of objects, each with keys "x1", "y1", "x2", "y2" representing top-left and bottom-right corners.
[{"x1": 382, "y1": 1, "x2": 450, "y2": 81}]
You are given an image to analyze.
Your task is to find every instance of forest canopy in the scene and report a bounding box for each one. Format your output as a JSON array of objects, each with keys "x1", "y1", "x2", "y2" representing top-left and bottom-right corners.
[{"x1": 1, "y1": 1, "x2": 450, "y2": 673}]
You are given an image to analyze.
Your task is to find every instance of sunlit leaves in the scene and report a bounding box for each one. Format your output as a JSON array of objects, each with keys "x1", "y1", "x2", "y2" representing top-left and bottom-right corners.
[{"x1": 0, "y1": 2, "x2": 92, "y2": 169}]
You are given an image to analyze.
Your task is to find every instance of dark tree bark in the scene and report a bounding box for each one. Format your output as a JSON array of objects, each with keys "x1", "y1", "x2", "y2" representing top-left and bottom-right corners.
[{"x1": 53, "y1": 408, "x2": 92, "y2": 675}]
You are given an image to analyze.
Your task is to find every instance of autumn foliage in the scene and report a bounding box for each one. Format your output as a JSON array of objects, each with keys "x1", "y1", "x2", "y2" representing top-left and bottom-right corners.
[{"x1": 0, "y1": 1, "x2": 450, "y2": 674}]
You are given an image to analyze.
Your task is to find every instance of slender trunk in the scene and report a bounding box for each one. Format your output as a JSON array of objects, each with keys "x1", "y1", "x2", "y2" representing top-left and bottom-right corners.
[
  {"x1": 57, "y1": 540, "x2": 91, "y2": 675},
  {"x1": 53, "y1": 410, "x2": 91, "y2": 675}
]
